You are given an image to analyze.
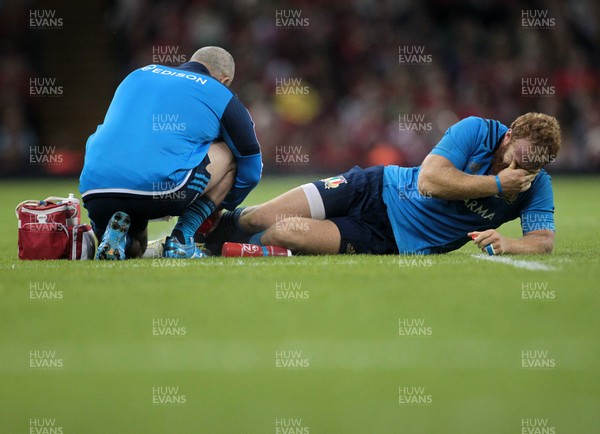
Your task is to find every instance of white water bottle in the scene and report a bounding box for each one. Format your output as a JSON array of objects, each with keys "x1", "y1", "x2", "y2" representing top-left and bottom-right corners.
[
  {"x1": 66, "y1": 193, "x2": 80, "y2": 206},
  {"x1": 50, "y1": 193, "x2": 80, "y2": 206},
  {"x1": 66, "y1": 194, "x2": 81, "y2": 225},
  {"x1": 48, "y1": 194, "x2": 81, "y2": 225}
]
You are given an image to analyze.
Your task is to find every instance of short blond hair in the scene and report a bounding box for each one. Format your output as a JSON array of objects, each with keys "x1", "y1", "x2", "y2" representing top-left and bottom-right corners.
[
  {"x1": 191, "y1": 47, "x2": 235, "y2": 85},
  {"x1": 510, "y1": 112, "x2": 561, "y2": 159}
]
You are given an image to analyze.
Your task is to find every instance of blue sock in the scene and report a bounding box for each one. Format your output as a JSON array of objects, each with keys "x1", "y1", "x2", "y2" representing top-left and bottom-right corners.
[
  {"x1": 249, "y1": 231, "x2": 265, "y2": 246},
  {"x1": 221, "y1": 207, "x2": 245, "y2": 237},
  {"x1": 172, "y1": 197, "x2": 216, "y2": 243},
  {"x1": 204, "y1": 207, "x2": 250, "y2": 243}
]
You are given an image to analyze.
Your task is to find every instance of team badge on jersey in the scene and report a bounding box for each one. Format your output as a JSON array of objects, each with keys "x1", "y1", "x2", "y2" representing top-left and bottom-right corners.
[
  {"x1": 499, "y1": 192, "x2": 518, "y2": 204},
  {"x1": 468, "y1": 161, "x2": 482, "y2": 173},
  {"x1": 321, "y1": 175, "x2": 347, "y2": 189}
]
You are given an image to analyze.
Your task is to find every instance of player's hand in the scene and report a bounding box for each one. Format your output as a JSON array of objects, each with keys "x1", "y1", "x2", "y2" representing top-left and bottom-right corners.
[
  {"x1": 497, "y1": 160, "x2": 537, "y2": 194},
  {"x1": 468, "y1": 230, "x2": 508, "y2": 255}
]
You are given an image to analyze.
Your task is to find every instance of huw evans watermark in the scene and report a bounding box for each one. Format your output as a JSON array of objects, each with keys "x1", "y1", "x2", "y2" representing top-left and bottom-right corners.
[
  {"x1": 397, "y1": 254, "x2": 433, "y2": 268},
  {"x1": 398, "y1": 113, "x2": 432, "y2": 132},
  {"x1": 521, "y1": 78, "x2": 555, "y2": 97},
  {"x1": 152, "y1": 257, "x2": 188, "y2": 267},
  {"x1": 398, "y1": 318, "x2": 432, "y2": 336},
  {"x1": 275, "y1": 214, "x2": 310, "y2": 233},
  {"x1": 397, "y1": 187, "x2": 433, "y2": 201},
  {"x1": 29, "y1": 418, "x2": 63, "y2": 434},
  {"x1": 521, "y1": 281, "x2": 555, "y2": 301},
  {"x1": 398, "y1": 386, "x2": 432, "y2": 405},
  {"x1": 521, "y1": 213, "x2": 555, "y2": 232},
  {"x1": 275, "y1": 145, "x2": 310, "y2": 165},
  {"x1": 521, "y1": 10, "x2": 555, "y2": 29},
  {"x1": 276, "y1": 78, "x2": 310, "y2": 95},
  {"x1": 521, "y1": 418, "x2": 556, "y2": 434},
  {"x1": 275, "y1": 281, "x2": 309, "y2": 300},
  {"x1": 152, "y1": 113, "x2": 187, "y2": 132},
  {"x1": 152, "y1": 46, "x2": 187, "y2": 65},
  {"x1": 30, "y1": 78, "x2": 63, "y2": 97},
  {"x1": 29, "y1": 10, "x2": 63, "y2": 29},
  {"x1": 521, "y1": 144, "x2": 557, "y2": 166},
  {"x1": 152, "y1": 386, "x2": 187, "y2": 406},
  {"x1": 275, "y1": 418, "x2": 310, "y2": 434},
  {"x1": 29, "y1": 146, "x2": 63, "y2": 165},
  {"x1": 275, "y1": 10, "x2": 309, "y2": 28},
  {"x1": 521, "y1": 350, "x2": 556, "y2": 369},
  {"x1": 29, "y1": 350, "x2": 63, "y2": 369},
  {"x1": 398, "y1": 46, "x2": 432, "y2": 65},
  {"x1": 152, "y1": 318, "x2": 187, "y2": 337},
  {"x1": 151, "y1": 181, "x2": 188, "y2": 202},
  {"x1": 29, "y1": 282, "x2": 63, "y2": 301},
  {"x1": 275, "y1": 350, "x2": 310, "y2": 369}
]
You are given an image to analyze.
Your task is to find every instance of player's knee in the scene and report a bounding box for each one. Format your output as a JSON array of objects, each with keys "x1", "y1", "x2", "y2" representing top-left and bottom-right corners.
[
  {"x1": 209, "y1": 141, "x2": 236, "y2": 172},
  {"x1": 266, "y1": 229, "x2": 295, "y2": 250},
  {"x1": 227, "y1": 157, "x2": 237, "y2": 173},
  {"x1": 268, "y1": 217, "x2": 308, "y2": 249},
  {"x1": 224, "y1": 164, "x2": 236, "y2": 184}
]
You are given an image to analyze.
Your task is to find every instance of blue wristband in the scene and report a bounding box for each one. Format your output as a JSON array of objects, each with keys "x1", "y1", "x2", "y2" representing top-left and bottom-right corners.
[{"x1": 495, "y1": 175, "x2": 503, "y2": 194}]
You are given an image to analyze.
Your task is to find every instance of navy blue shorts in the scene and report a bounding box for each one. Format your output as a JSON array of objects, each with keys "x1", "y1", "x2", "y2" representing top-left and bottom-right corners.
[
  {"x1": 308, "y1": 166, "x2": 398, "y2": 254},
  {"x1": 83, "y1": 155, "x2": 211, "y2": 239}
]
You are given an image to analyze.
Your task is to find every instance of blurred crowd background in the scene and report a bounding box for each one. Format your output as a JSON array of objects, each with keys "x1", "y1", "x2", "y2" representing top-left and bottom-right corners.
[{"x1": 1, "y1": 0, "x2": 599, "y2": 177}]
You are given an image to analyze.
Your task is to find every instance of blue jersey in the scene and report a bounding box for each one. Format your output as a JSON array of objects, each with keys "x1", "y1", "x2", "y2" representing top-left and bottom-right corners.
[
  {"x1": 79, "y1": 62, "x2": 262, "y2": 210},
  {"x1": 381, "y1": 117, "x2": 555, "y2": 254}
]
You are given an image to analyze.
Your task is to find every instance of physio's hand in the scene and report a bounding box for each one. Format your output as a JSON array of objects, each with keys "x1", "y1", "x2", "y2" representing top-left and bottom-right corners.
[
  {"x1": 468, "y1": 230, "x2": 508, "y2": 255},
  {"x1": 497, "y1": 160, "x2": 538, "y2": 194},
  {"x1": 195, "y1": 209, "x2": 223, "y2": 240}
]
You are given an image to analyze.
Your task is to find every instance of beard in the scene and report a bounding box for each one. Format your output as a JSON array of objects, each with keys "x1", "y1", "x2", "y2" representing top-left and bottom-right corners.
[
  {"x1": 490, "y1": 152, "x2": 509, "y2": 175},
  {"x1": 491, "y1": 145, "x2": 518, "y2": 203}
]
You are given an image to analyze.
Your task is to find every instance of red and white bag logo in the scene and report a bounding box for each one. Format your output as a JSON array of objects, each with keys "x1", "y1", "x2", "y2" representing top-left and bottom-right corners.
[{"x1": 16, "y1": 195, "x2": 95, "y2": 260}]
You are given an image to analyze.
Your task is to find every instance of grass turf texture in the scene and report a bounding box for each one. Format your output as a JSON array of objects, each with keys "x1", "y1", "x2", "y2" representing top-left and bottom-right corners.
[{"x1": 0, "y1": 176, "x2": 599, "y2": 434}]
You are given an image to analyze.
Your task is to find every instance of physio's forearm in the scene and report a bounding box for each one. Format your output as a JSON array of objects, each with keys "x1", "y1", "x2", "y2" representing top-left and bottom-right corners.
[{"x1": 419, "y1": 167, "x2": 499, "y2": 200}]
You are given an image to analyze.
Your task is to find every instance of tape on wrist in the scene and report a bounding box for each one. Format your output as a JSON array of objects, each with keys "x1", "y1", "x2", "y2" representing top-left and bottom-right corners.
[{"x1": 495, "y1": 175, "x2": 503, "y2": 194}]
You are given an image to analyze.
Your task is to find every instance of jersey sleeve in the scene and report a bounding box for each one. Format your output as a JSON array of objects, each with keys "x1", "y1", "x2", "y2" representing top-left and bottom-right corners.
[
  {"x1": 519, "y1": 171, "x2": 555, "y2": 234},
  {"x1": 429, "y1": 117, "x2": 487, "y2": 170},
  {"x1": 219, "y1": 96, "x2": 263, "y2": 210}
]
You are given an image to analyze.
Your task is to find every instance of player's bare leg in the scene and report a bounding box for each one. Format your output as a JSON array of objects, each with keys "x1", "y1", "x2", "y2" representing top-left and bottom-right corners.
[
  {"x1": 201, "y1": 184, "x2": 314, "y2": 250},
  {"x1": 202, "y1": 141, "x2": 236, "y2": 204},
  {"x1": 260, "y1": 217, "x2": 340, "y2": 254},
  {"x1": 240, "y1": 186, "x2": 312, "y2": 233}
]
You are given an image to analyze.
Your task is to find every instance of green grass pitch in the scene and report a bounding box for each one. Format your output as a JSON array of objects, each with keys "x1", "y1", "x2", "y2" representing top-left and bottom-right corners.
[{"x1": 0, "y1": 176, "x2": 599, "y2": 433}]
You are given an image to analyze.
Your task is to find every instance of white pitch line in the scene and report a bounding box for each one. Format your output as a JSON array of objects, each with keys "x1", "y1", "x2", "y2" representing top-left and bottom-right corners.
[{"x1": 471, "y1": 254, "x2": 556, "y2": 271}]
